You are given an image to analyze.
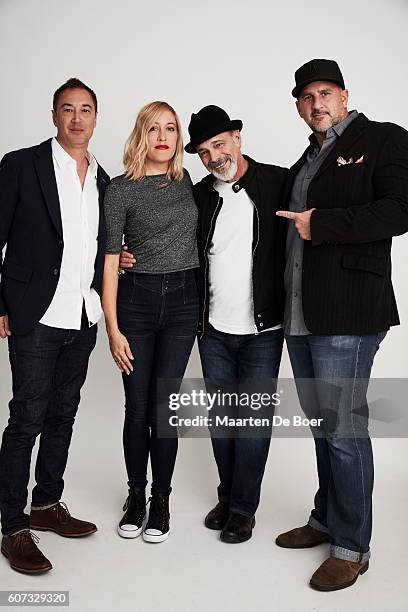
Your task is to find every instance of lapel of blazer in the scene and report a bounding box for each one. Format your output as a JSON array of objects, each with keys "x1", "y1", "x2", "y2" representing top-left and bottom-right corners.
[
  {"x1": 34, "y1": 138, "x2": 63, "y2": 237},
  {"x1": 311, "y1": 113, "x2": 369, "y2": 182},
  {"x1": 96, "y1": 166, "x2": 108, "y2": 240}
]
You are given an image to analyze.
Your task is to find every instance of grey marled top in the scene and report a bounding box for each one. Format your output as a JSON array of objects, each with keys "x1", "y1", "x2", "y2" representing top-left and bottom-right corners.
[{"x1": 104, "y1": 170, "x2": 199, "y2": 273}]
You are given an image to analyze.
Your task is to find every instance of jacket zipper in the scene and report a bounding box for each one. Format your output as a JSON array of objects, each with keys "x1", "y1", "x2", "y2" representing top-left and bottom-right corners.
[
  {"x1": 251, "y1": 200, "x2": 260, "y2": 334},
  {"x1": 200, "y1": 194, "x2": 222, "y2": 339}
]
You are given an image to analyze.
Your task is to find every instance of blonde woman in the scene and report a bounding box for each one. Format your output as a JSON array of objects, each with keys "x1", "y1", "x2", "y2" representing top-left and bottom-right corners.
[{"x1": 103, "y1": 102, "x2": 199, "y2": 542}]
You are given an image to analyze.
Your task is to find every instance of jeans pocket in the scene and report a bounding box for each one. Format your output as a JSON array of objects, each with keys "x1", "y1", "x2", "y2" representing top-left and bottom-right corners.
[{"x1": 131, "y1": 273, "x2": 164, "y2": 301}]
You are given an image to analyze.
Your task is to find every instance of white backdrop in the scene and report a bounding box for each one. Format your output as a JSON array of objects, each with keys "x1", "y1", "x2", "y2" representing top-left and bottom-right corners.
[
  {"x1": 1, "y1": 0, "x2": 407, "y2": 377},
  {"x1": 0, "y1": 1, "x2": 407, "y2": 610}
]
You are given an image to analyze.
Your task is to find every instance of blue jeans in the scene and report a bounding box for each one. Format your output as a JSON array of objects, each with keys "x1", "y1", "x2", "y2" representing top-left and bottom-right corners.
[
  {"x1": 285, "y1": 332, "x2": 387, "y2": 562},
  {"x1": 0, "y1": 318, "x2": 97, "y2": 535},
  {"x1": 198, "y1": 324, "x2": 284, "y2": 516},
  {"x1": 117, "y1": 269, "x2": 199, "y2": 495}
]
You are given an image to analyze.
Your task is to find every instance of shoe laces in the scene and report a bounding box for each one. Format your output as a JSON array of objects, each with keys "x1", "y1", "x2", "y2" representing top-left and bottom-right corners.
[
  {"x1": 53, "y1": 502, "x2": 71, "y2": 523},
  {"x1": 13, "y1": 530, "x2": 40, "y2": 552},
  {"x1": 147, "y1": 495, "x2": 169, "y2": 529},
  {"x1": 122, "y1": 490, "x2": 146, "y2": 520}
]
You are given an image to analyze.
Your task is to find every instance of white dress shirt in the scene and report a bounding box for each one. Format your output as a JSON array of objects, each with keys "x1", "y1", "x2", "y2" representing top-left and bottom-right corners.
[
  {"x1": 40, "y1": 138, "x2": 102, "y2": 330},
  {"x1": 208, "y1": 179, "x2": 282, "y2": 335}
]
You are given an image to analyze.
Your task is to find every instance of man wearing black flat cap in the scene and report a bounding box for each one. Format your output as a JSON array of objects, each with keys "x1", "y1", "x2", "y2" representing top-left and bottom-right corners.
[
  {"x1": 187, "y1": 105, "x2": 287, "y2": 543},
  {"x1": 275, "y1": 58, "x2": 408, "y2": 591}
]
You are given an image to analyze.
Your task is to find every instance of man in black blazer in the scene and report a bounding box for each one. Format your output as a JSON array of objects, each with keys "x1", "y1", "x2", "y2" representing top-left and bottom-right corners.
[
  {"x1": 275, "y1": 59, "x2": 408, "y2": 591},
  {"x1": 0, "y1": 78, "x2": 109, "y2": 574}
]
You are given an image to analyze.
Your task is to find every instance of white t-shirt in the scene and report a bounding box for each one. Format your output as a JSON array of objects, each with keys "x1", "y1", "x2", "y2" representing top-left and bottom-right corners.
[{"x1": 208, "y1": 179, "x2": 281, "y2": 335}]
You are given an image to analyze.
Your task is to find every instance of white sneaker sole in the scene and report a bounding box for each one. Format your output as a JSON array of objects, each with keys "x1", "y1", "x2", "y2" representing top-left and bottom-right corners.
[
  {"x1": 142, "y1": 530, "x2": 170, "y2": 543},
  {"x1": 117, "y1": 524, "x2": 143, "y2": 539}
]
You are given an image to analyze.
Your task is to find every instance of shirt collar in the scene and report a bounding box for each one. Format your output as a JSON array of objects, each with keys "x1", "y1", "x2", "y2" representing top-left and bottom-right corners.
[
  {"x1": 309, "y1": 109, "x2": 359, "y2": 147},
  {"x1": 52, "y1": 137, "x2": 97, "y2": 178},
  {"x1": 87, "y1": 151, "x2": 98, "y2": 179},
  {"x1": 52, "y1": 137, "x2": 74, "y2": 168}
]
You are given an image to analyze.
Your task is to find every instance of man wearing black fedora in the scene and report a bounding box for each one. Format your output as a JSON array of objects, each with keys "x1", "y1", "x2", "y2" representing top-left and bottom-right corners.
[
  {"x1": 275, "y1": 59, "x2": 408, "y2": 590},
  {"x1": 185, "y1": 105, "x2": 287, "y2": 543}
]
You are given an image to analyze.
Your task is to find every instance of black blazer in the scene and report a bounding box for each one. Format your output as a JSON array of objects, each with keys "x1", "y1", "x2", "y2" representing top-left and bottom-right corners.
[
  {"x1": 0, "y1": 138, "x2": 110, "y2": 335},
  {"x1": 283, "y1": 113, "x2": 408, "y2": 335}
]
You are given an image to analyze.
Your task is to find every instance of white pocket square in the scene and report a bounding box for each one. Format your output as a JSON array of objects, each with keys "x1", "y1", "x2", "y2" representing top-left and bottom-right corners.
[{"x1": 337, "y1": 155, "x2": 364, "y2": 166}]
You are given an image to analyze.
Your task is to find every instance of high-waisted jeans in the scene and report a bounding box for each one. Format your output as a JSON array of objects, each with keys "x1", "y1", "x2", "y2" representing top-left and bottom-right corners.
[{"x1": 117, "y1": 269, "x2": 199, "y2": 495}]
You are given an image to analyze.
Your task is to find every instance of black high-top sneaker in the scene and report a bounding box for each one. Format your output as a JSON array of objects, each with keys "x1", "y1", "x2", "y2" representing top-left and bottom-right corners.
[
  {"x1": 143, "y1": 492, "x2": 170, "y2": 543},
  {"x1": 117, "y1": 488, "x2": 146, "y2": 538}
]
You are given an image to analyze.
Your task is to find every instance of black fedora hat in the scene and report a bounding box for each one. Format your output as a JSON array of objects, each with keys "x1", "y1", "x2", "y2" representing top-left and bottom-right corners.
[
  {"x1": 185, "y1": 105, "x2": 243, "y2": 154},
  {"x1": 292, "y1": 59, "x2": 345, "y2": 98}
]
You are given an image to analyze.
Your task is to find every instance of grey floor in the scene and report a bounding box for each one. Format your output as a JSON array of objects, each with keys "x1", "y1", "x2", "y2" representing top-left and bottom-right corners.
[{"x1": 0, "y1": 336, "x2": 406, "y2": 612}]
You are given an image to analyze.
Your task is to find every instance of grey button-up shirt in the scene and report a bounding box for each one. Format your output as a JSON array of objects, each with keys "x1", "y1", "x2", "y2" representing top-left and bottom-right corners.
[{"x1": 284, "y1": 110, "x2": 359, "y2": 336}]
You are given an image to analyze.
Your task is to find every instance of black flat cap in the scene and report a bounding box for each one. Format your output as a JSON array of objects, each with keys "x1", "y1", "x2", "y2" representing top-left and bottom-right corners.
[{"x1": 292, "y1": 59, "x2": 345, "y2": 98}]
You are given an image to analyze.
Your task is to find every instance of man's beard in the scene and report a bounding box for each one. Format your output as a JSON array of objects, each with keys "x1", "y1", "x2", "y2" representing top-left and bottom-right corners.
[
  {"x1": 208, "y1": 154, "x2": 238, "y2": 182},
  {"x1": 310, "y1": 110, "x2": 346, "y2": 134}
]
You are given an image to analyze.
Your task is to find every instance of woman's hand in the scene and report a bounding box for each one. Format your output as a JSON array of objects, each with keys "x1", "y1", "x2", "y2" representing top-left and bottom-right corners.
[
  {"x1": 108, "y1": 329, "x2": 134, "y2": 375},
  {"x1": 103, "y1": 254, "x2": 133, "y2": 373}
]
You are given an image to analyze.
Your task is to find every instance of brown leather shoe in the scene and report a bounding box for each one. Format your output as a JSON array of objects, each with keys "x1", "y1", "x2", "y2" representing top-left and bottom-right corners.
[
  {"x1": 310, "y1": 556, "x2": 369, "y2": 591},
  {"x1": 30, "y1": 502, "x2": 97, "y2": 537},
  {"x1": 275, "y1": 524, "x2": 329, "y2": 548},
  {"x1": 1, "y1": 530, "x2": 52, "y2": 574}
]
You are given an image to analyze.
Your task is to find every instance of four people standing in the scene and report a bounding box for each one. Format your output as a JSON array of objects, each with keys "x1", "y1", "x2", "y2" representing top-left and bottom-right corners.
[{"x1": 0, "y1": 61, "x2": 407, "y2": 593}]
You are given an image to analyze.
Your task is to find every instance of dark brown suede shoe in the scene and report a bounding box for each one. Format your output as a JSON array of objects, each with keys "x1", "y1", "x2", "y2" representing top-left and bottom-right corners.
[
  {"x1": 1, "y1": 530, "x2": 52, "y2": 574},
  {"x1": 310, "y1": 556, "x2": 369, "y2": 591},
  {"x1": 275, "y1": 524, "x2": 330, "y2": 548},
  {"x1": 30, "y1": 502, "x2": 97, "y2": 538}
]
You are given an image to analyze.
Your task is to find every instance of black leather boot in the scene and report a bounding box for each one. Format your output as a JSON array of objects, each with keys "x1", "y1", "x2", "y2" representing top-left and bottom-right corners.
[
  {"x1": 204, "y1": 502, "x2": 229, "y2": 530},
  {"x1": 220, "y1": 512, "x2": 255, "y2": 543}
]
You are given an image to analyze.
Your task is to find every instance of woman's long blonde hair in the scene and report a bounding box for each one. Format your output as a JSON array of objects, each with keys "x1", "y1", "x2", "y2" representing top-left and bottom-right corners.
[{"x1": 123, "y1": 101, "x2": 184, "y2": 182}]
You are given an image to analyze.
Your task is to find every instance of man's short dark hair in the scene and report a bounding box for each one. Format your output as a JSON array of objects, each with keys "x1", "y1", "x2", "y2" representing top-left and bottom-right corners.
[{"x1": 53, "y1": 78, "x2": 98, "y2": 112}]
